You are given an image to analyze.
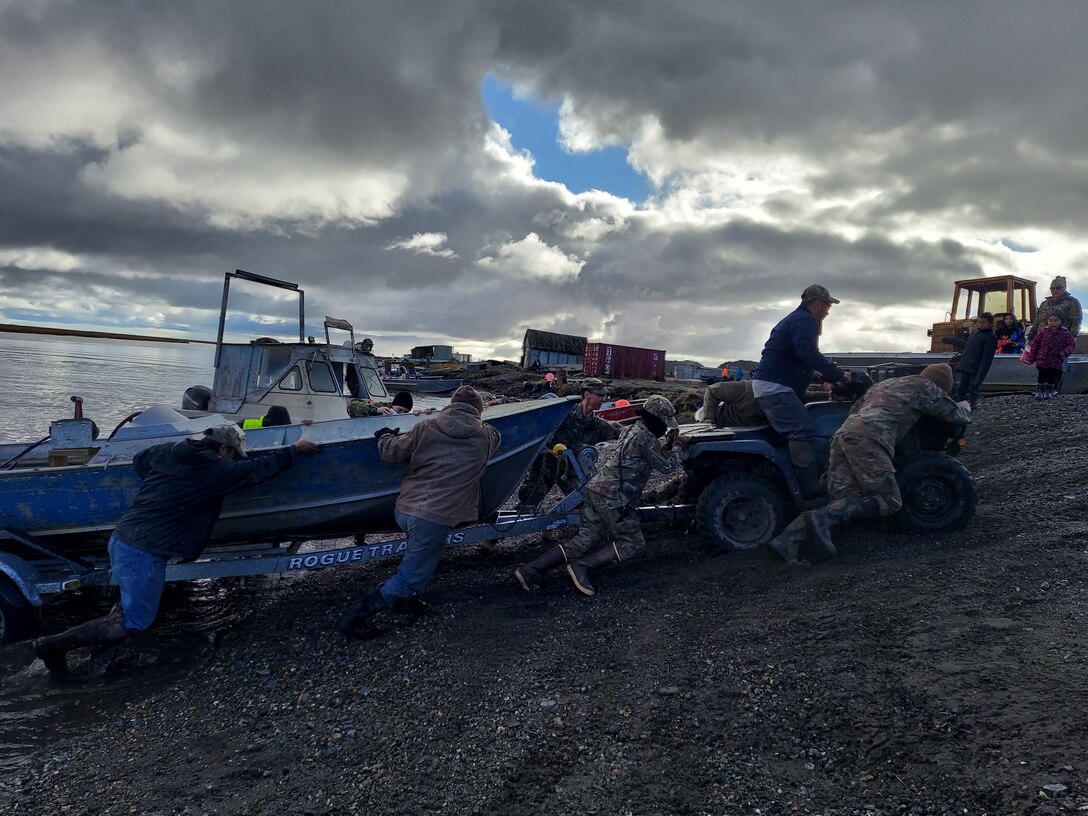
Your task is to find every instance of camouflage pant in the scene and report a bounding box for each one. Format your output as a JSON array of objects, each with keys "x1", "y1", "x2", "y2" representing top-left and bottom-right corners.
[
  {"x1": 826, "y1": 433, "x2": 902, "y2": 516},
  {"x1": 564, "y1": 490, "x2": 645, "y2": 561}
]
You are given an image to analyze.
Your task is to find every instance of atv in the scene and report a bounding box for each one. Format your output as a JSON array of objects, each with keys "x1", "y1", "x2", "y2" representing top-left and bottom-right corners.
[{"x1": 679, "y1": 400, "x2": 976, "y2": 551}]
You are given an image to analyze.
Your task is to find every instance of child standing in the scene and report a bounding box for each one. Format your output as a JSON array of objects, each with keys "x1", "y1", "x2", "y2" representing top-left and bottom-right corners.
[
  {"x1": 995, "y1": 312, "x2": 1026, "y2": 354},
  {"x1": 952, "y1": 312, "x2": 997, "y2": 408},
  {"x1": 1025, "y1": 314, "x2": 1074, "y2": 400}
]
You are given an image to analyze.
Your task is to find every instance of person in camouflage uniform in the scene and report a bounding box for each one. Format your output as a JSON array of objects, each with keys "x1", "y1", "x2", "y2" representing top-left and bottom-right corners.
[
  {"x1": 515, "y1": 378, "x2": 620, "y2": 510},
  {"x1": 347, "y1": 391, "x2": 413, "y2": 417},
  {"x1": 702, "y1": 379, "x2": 765, "y2": 427},
  {"x1": 768, "y1": 364, "x2": 971, "y2": 563},
  {"x1": 514, "y1": 395, "x2": 680, "y2": 596},
  {"x1": 1029, "y1": 276, "x2": 1082, "y2": 341}
]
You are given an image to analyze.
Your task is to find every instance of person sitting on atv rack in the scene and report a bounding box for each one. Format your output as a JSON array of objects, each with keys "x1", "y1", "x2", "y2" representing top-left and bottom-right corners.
[
  {"x1": 752, "y1": 284, "x2": 848, "y2": 501},
  {"x1": 768, "y1": 363, "x2": 971, "y2": 563}
]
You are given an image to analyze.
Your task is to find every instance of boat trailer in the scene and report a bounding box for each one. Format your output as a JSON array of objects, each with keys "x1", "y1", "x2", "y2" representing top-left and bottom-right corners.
[{"x1": 0, "y1": 451, "x2": 694, "y2": 643}]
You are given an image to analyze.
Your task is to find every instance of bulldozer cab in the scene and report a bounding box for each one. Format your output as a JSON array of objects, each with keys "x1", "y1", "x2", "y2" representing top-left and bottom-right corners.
[{"x1": 928, "y1": 275, "x2": 1037, "y2": 352}]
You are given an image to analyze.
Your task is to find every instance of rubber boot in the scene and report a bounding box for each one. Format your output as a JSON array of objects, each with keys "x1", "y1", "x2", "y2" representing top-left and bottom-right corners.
[
  {"x1": 566, "y1": 544, "x2": 621, "y2": 597},
  {"x1": 788, "y1": 440, "x2": 826, "y2": 502},
  {"x1": 1044, "y1": 383, "x2": 1055, "y2": 400},
  {"x1": 336, "y1": 588, "x2": 388, "y2": 640},
  {"x1": 806, "y1": 496, "x2": 881, "y2": 557},
  {"x1": 767, "y1": 515, "x2": 811, "y2": 564},
  {"x1": 514, "y1": 545, "x2": 567, "y2": 592},
  {"x1": 34, "y1": 609, "x2": 127, "y2": 674},
  {"x1": 1034, "y1": 386, "x2": 1044, "y2": 401}
]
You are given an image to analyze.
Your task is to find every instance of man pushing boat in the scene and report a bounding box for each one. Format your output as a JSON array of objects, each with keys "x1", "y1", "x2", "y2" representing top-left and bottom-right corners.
[{"x1": 33, "y1": 425, "x2": 320, "y2": 674}]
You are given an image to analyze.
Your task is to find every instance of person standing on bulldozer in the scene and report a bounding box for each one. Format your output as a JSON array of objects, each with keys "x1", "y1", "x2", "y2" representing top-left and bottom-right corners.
[
  {"x1": 767, "y1": 363, "x2": 971, "y2": 563},
  {"x1": 752, "y1": 284, "x2": 847, "y2": 500}
]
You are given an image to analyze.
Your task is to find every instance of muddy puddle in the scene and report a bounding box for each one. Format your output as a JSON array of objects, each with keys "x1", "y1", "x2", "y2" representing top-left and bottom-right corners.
[{"x1": 0, "y1": 574, "x2": 304, "y2": 776}]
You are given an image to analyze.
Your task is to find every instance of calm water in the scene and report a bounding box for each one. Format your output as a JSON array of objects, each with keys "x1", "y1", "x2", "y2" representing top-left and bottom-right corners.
[{"x1": 0, "y1": 332, "x2": 215, "y2": 442}]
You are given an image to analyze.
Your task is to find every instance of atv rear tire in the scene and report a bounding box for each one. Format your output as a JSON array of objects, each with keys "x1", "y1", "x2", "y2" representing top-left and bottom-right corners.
[
  {"x1": 893, "y1": 452, "x2": 977, "y2": 534},
  {"x1": 696, "y1": 473, "x2": 789, "y2": 551}
]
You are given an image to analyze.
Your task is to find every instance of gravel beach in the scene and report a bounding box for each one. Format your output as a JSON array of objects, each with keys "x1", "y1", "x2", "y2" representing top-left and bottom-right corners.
[{"x1": 4, "y1": 394, "x2": 1088, "y2": 815}]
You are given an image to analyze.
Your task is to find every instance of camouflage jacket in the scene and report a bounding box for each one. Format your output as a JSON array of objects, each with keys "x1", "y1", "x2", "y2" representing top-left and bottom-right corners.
[
  {"x1": 1030, "y1": 293, "x2": 1082, "y2": 338},
  {"x1": 347, "y1": 399, "x2": 388, "y2": 418},
  {"x1": 837, "y1": 376, "x2": 970, "y2": 457},
  {"x1": 552, "y1": 403, "x2": 620, "y2": 451},
  {"x1": 587, "y1": 422, "x2": 676, "y2": 508}
]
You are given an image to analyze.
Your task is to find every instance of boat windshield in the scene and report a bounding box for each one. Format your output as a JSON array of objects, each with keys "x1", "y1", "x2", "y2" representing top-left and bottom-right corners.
[{"x1": 358, "y1": 365, "x2": 388, "y2": 399}]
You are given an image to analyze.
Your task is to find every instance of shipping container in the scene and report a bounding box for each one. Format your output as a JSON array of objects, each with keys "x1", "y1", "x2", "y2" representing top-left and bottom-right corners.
[{"x1": 582, "y1": 342, "x2": 666, "y2": 381}]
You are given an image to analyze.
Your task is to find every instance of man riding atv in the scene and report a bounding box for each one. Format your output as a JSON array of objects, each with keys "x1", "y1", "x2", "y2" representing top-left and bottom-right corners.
[{"x1": 768, "y1": 363, "x2": 972, "y2": 563}]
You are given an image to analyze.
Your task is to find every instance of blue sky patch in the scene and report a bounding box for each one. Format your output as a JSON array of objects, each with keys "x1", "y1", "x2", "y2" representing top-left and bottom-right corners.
[
  {"x1": 1000, "y1": 237, "x2": 1039, "y2": 253},
  {"x1": 482, "y1": 74, "x2": 649, "y2": 202}
]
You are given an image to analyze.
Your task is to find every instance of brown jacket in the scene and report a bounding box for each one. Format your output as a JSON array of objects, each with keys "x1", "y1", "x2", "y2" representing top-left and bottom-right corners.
[{"x1": 378, "y1": 402, "x2": 501, "y2": 526}]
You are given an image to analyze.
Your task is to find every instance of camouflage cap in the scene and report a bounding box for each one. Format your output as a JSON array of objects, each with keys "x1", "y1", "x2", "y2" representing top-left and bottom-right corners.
[
  {"x1": 801, "y1": 284, "x2": 840, "y2": 304},
  {"x1": 581, "y1": 378, "x2": 609, "y2": 396},
  {"x1": 641, "y1": 394, "x2": 679, "y2": 429},
  {"x1": 203, "y1": 424, "x2": 248, "y2": 457}
]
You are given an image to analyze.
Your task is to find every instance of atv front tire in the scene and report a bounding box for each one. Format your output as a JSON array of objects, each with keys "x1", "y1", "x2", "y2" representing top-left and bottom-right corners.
[{"x1": 695, "y1": 473, "x2": 789, "y2": 551}]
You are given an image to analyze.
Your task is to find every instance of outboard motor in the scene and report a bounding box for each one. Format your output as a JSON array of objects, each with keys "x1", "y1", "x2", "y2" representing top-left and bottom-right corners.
[{"x1": 183, "y1": 385, "x2": 212, "y2": 411}]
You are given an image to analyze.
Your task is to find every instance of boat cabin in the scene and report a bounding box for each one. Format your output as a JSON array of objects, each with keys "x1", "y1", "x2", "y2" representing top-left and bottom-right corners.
[
  {"x1": 187, "y1": 270, "x2": 390, "y2": 423},
  {"x1": 928, "y1": 275, "x2": 1038, "y2": 352}
]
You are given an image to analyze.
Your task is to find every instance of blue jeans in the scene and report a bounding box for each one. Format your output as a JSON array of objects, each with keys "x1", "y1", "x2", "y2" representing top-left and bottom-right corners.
[
  {"x1": 108, "y1": 536, "x2": 166, "y2": 631},
  {"x1": 380, "y1": 509, "x2": 451, "y2": 604},
  {"x1": 756, "y1": 391, "x2": 813, "y2": 443}
]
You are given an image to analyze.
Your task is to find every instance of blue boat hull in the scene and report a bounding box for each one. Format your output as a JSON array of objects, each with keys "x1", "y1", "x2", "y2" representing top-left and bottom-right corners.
[{"x1": 0, "y1": 398, "x2": 573, "y2": 558}]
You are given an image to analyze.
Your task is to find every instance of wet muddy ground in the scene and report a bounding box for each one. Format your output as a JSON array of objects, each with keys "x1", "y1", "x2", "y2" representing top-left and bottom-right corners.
[{"x1": 3, "y1": 394, "x2": 1088, "y2": 815}]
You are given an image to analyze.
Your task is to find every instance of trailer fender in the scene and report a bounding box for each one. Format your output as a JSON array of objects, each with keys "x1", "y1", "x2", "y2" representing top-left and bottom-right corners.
[{"x1": 0, "y1": 554, "x2": 44, "y2": 607}]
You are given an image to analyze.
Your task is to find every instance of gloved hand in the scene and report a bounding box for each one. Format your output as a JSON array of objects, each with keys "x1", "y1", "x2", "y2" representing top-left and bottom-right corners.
[
  {"x1": 955, "y1": 400, "x2": 972, "y2": 413},
  {"x1": 374, "y1": 427, "x2": 400, "y2": 441}
]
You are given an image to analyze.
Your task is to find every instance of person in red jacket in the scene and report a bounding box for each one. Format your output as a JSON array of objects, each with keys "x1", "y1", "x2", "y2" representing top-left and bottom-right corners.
[
  {"x1": 1025, "y1": 314, "x2": 1074, "y2": 400},
  {"x1": 337, "y1": 386, "x2": 501, "y2": 639}
]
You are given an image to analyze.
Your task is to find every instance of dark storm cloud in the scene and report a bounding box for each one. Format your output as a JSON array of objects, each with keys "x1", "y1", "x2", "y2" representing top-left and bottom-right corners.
[{"x1": 1, "y1": 1, "x2": 1085, "y2": 362}]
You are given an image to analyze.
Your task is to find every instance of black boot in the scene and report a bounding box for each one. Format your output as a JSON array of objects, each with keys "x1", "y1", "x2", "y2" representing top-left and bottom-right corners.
[
  {"x1": 566, "y1": 544, "x2": 621, "y2": 597},
  {"x1": 767, "y1": 515, "x2": 812, "y2": 564},
  {"x1": 336, "y1": 588, "x2": 388, "y2": 640},
  {"x1": 806, "y1": 496, "x2": 881, "y2": 556},
  {"x1": 34, "y1": 610, "x2": 127, "y2": 674},
  {"x1": 788, "y1": 441, "x2": 826, "y2": 501},
  {"x1": 514, "y1": 545, "x2": 567, "y2": 592}
]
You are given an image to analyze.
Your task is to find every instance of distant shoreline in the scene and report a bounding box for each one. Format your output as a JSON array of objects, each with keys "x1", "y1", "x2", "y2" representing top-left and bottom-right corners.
[{"x1": 0, "y1": 324, "x2": 215, "y2": 345}]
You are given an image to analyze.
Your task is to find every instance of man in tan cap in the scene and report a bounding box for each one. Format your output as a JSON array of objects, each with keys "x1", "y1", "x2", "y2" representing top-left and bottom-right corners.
[
  {"x1": 34, "y1": 425, "x2": 320, "y2": 672},
  {"x1": 1029, "y1": 276, "x2": 1082, "y2": 341},
  {"x1": 751, "y1": 284, "x2": 849, "y2": 500},
  {"x1": 768, "y1": 364, "x2": 971, "y2": 563}
]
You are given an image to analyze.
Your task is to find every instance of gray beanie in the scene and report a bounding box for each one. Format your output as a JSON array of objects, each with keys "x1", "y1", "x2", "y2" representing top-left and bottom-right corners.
[{"x1": 450, "y1": 385, "x2": 484, "y2": 413}]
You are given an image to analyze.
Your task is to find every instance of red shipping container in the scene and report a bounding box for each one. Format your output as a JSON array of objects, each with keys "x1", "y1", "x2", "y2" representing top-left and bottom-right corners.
[{"x1": 583, "y1": 342, "x2": 666, "y2": 381}]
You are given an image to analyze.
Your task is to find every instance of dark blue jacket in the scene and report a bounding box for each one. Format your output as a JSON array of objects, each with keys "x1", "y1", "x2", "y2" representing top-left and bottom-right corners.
[
  {"x1": 959, "y1": 327, "x2": 998, "y2": 377},
  {"x1": 753, "y1": 306, "x2": 844, "y2": 397},
  {"x1": 113, "y1": 438, "x2": 296, "y2": 560}
]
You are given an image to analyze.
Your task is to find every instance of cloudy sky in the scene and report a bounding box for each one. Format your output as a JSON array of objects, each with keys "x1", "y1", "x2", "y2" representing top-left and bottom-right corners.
[{"x1": 2, "y1": 1, "x2": 1086, "y2": 364}]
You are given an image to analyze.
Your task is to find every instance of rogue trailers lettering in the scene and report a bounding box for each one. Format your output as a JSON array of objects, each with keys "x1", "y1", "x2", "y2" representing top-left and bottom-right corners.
[{"x1": 287, "y1": 541, "x2": 407, "y2": 571}]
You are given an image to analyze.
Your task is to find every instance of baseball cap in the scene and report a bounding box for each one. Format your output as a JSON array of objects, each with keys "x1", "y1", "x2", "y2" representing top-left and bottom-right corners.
[
  {"x1": 581, "y1": 378, "x2": 609, "y2": 397},
  {"x1": 203, "y1": 424, "x2": 248, "y2": 457},
  {"x1": 801, "y1": 284, "x2": 840, "y2": 304},
  {"x1": 641, "y1": 394, "x2": 679, "y2": 429}
]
